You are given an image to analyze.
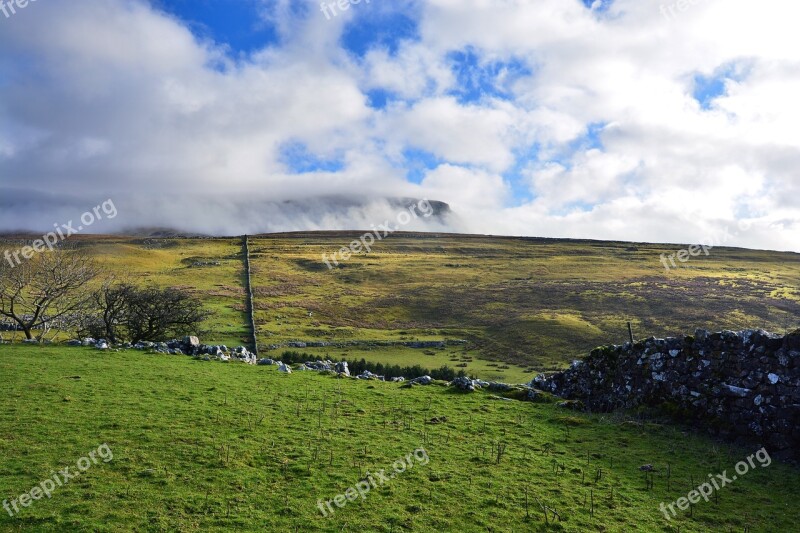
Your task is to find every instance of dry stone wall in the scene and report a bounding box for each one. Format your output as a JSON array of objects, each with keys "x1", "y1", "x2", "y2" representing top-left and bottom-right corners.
[{"x1": 535, "y1": 329, "x2": 800, "y2": 460}]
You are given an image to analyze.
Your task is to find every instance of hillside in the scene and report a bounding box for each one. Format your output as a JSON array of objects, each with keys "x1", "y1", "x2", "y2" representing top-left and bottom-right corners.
[
  {"x1": 1, "y1": 344, "x2": 797, "y2": 532},
  {"x1": 7, "y1": 232, "x2": 793, "y2": 381}
]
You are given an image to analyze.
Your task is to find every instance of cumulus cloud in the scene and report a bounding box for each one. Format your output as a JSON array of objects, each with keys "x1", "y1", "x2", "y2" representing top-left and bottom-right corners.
[{"x1": 0, "y1": 0, "x2": 798, "y2": 251}]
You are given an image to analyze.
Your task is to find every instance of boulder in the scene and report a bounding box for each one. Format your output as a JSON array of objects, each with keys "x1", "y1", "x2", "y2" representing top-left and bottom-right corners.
[
  {"x1": 183, "y1": 336, "x2": 200, "y2": 349},
  {"x1": 304, "y1": 361, "x2": 332, "y2": 371},
  {"x1": 451, "y1": 376, "x2": 476, "y2": 392},
  {"x1": 409, "y1": 376, "x2": 433, "y2": 386},
  {"x1": 277, "y1": 362, "x2": 292, "y2": 374},
  {"x1": 230, "y1": 347, "x2": 256, "y2": 364},
  {"x1": 334, "y1": 361, "x2": 350, "y2": 376}
]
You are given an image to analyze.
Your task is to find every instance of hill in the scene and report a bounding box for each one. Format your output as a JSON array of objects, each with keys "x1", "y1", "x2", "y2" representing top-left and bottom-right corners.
[
  {"x1": 0, "y1": 344, "x2": 797, "y2": 532},
  {"x1": 4, "y1": 231, "x2": 799, "y2": 381},
  {"x1": 6, "y1": 232, "x2": 792, "y2": 381}
]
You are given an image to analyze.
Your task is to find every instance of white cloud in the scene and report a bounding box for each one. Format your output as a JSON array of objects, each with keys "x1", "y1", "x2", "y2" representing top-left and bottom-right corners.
[
  {"x1": 420, "y1": 164, "x2": 509, "y2": 210},
  {"x1": 380, "y1": 97, "x2": 519, "y2": 172},
  {"x1": 0, "y1": 0, "x2": 798, "y2": 251}
]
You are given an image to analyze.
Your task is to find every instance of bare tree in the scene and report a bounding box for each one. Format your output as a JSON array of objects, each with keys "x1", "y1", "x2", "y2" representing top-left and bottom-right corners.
[
  {"x1": 81, "y1": 280, "x2": 136, "y2": 344},
  {"x1": 81, "y1": 282, "x2": 209, "y2": 343},
  {"x1": 0, "y1": 249, "x2": 100, "y2": 340}
]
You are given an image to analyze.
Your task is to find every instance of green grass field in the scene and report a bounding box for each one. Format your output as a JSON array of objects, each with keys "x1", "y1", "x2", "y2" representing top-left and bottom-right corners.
[{"x1": 1, "y1": 344, "x2": 798, "y2": 532}]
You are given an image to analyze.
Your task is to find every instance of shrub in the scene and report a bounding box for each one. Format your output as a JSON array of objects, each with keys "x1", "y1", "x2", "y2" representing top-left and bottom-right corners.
[{"x1": 279, "y1": 351, "x2": 467, "y2": 381}]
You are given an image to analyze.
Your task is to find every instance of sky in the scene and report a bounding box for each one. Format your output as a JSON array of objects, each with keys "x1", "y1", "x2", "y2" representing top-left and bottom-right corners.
[{"x1": 0, "y1": 0, "x2": 799, "y2": 250}]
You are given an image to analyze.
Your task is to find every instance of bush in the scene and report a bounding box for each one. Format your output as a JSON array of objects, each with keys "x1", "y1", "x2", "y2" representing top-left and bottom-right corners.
[
  {"x1": 80, "y1": 284, "x2": 209, "y2": 343},
  {"x1": 279, "y1": 351, "x2": 467, "y2": 381}
]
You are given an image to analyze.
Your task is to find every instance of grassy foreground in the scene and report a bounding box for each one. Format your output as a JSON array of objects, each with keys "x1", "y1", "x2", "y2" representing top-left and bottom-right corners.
[{"x1": 1, "y1": 344, "x2": 797, "y2": 532}]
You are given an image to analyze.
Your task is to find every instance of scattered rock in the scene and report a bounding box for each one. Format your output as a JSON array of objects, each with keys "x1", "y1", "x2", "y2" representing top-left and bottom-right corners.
[
  {"x1": 451, "y1": 376, "x2": 476, "y2": 392},
  {"x1": 184, "y1": 336, "x2": 200, "y2": 348},
  {"x1": 357, "y1": 370, "x2": 383, "y2": 381},
  {"x1": 334, "y1": 361, "x2": 350, "y2": 376}
]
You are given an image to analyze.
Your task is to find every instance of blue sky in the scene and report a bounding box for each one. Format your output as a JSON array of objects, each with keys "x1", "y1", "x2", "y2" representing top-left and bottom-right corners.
[
  {"x1": 152, "y1": 0, "x2": 420, "y2": 58},
  {"x1": 151, "y1": 0, "x2": 282, "y2": 54}
]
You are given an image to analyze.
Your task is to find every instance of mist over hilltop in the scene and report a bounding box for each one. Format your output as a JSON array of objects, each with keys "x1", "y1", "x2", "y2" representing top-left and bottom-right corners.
[{"x1": 0, "y1": 189, "x2": 455, "y2": 237}]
